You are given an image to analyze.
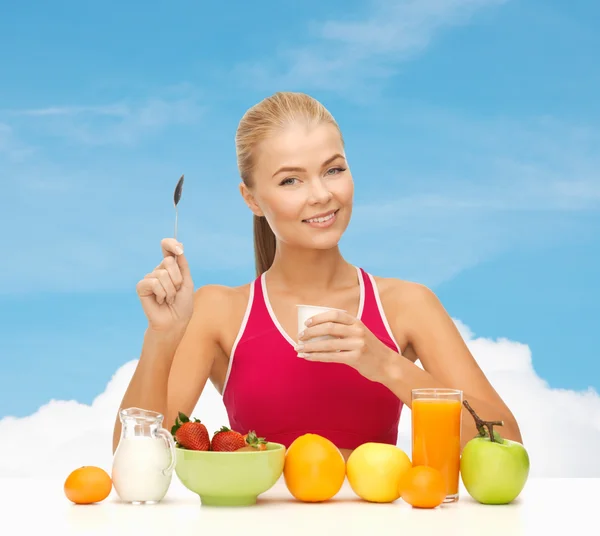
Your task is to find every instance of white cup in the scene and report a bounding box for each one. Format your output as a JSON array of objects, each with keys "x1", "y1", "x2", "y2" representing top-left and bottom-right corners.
[{"x1": 296, "y1": 304, "x2": 346, "y2": 342}]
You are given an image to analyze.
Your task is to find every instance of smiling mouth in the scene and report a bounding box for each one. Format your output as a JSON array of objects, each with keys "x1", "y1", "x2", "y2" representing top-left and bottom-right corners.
[{"x1": 302, "y1": 209, "x2": 339, "y2": 224}]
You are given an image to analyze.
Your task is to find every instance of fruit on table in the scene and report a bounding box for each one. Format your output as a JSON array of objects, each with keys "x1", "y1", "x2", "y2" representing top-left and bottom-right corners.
[
  {"x1": 398, "y1": 466, "x2": 446, "y2": 508},
  {"x1": 346, "y1": 442, "x2": 412, "y2": 503},
  {"x1": 211, "y1": 426, "x2": 246, "y2": 452},
  {"x1": 283, "y1": 433, "x2": 346, "y2": 502},
  {"x1": 460, "y1": 400, "x2": 530, "y2": 505},
  {"x1": 171, "y1": 412, "x2": 210, "y2": 451},
  {"x1": 64, "y1": 466, "x2": 112, "y2": 505}
]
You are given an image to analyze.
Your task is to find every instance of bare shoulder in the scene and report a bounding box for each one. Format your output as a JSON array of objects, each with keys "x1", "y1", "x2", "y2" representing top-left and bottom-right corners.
[
  {"x1": 365, "y1": 276, "x2": 437, "y2": 360},
  {"x1": 189, "y1": 282, "x2": 253, "y2": 366},
  {"x1": 193, "y1": 283, "x2": 251, "y2": 316},
  {"x1": 371, "y1": 275, "x2": 439, "y2": 311},
  {"x1": 370, "y1": 275, "x2": 447, "y2": 340},
  {"x1": 193, "y1": 282, "x2": 250, "y2": 304}
]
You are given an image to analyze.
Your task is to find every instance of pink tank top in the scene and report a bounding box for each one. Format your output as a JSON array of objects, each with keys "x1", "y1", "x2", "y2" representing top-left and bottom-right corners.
[{"x1": 222, "y1": 266, "x2": 403, "y2": 449}]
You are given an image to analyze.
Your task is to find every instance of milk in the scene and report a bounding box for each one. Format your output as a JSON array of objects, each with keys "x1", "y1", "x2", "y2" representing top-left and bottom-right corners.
[{"x1": 112, "y1": 436, "x2": 174, "y2": 504}]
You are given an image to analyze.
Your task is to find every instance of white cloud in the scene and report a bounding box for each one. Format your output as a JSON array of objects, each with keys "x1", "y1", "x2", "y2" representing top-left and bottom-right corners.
[
  {"x1": 343, "y1": 109, "x2": 600, "y2": 287},
  {"x1": 316, "y1": 0, "x2": 508, "y2": 55},
  {"x1": 394, "y1": 109, "x2": 600, "y2": 210},
  {"x1": 0, "y1": 359, "x2": 230, "y2": 478},
  {"x1": 236, "y1": 0, "x2": 508, "y2": 94},
  {"x1": 1, "y1": 85, "x2": 205, "y2": 147},
  {"x1": 8, "y1": 104, "x2": 130, "y2": 118},
  {"x1": 348, "y1": 187, "x2": 598, "y2": 288},
  {"x1": 402, "y1": 322, "x2": 600, "y2": 478},
  {"x1": 1, "y1": 319, "x2": 598, "y2": 478}
]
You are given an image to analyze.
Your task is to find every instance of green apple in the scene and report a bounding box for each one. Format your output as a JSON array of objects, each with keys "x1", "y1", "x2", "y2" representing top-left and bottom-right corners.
[{"x1": 460, "y1": 400, "x2": 530, "y2": 505}]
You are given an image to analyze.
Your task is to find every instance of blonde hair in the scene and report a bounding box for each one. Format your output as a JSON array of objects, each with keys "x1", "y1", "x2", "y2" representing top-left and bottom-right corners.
[{"x1": 235, "y1": 91, "x2": 344, "y2": 276}]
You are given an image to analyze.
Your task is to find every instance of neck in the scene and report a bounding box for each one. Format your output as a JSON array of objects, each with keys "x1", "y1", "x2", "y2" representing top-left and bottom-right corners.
[{"x1": 266, "y1": 243, "x2": 353, "y2": 293}]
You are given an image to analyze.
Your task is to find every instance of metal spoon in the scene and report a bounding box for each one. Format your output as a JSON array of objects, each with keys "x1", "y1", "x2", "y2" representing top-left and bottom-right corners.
[{"x1": 173, "y1": 174, "x2": 184, "y2": 240}]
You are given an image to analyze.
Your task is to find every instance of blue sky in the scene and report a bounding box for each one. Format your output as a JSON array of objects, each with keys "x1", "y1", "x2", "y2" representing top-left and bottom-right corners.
[{"x1": 1, "y1": 0, "x2": 599, "y2": 418}]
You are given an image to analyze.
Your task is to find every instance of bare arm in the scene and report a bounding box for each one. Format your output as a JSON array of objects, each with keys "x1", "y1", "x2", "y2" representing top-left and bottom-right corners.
[
  {"x1": 112, "y1": 285, "x2": 224, "y2": 452},
  {"x1": 382, "y1": 282, "x2": 523, "y2": 448},
  {"x1": 165, "y1": 285, "x2": 227, "y2": 430},
  {"x1": 112, "y1": 327, "x2": 183, "y2": 452}
]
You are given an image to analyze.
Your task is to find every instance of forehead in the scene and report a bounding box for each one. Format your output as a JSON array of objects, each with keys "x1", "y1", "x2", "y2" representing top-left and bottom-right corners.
[{"x1": 255, "y1": 122, "x2": 344, "y2": 173}]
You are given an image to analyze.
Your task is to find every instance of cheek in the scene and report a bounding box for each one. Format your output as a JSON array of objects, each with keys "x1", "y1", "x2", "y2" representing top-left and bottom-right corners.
[
  {"x1": 333, "y1": 176, "x2": 354, "y2": 203},
  {"x1": 263, "y1": 192, "x2": 304, "y2": 221}
]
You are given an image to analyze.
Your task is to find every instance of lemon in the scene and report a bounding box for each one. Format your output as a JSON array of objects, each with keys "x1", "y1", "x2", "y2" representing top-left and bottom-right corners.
[{"x1": 346, "y1": 442, "x2": 412, "y2": 502}]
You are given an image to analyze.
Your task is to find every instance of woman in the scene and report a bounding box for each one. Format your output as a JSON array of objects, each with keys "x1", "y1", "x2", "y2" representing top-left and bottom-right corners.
[{"x1": 113, "y1": 92, "x2": 522, "y2": 459}]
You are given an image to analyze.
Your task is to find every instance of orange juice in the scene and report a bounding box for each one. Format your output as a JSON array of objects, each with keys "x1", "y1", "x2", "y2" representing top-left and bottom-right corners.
[{"x1": 412, "y1": 393, "x2": 462, "y2": 501}]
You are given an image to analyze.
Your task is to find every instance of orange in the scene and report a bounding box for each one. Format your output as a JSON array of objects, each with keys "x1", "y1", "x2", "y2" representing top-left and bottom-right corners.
[
  {"x1": 398, "y1": 465, "x2": 446, "y2": 509},
  {"x1": 64, "y1": 466, "x2": 112, "y2": 505},
  {"x1": 283, "y1": 433, "x2": 346, "y2": 502}
]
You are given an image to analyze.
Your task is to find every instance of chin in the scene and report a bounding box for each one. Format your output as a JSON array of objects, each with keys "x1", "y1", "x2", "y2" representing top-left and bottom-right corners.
[
  {"x1": 277, "y1": 228, "x2": 343, "y2": 251},
  {"x1": 304, "y1": 227, "x2": 347, "y2": 250},
  {"x1": 309, "y1": 237, "x2": 342, "y2": 250}
]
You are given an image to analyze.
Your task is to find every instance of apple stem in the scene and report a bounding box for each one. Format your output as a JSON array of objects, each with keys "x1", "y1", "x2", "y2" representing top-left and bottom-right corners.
[{"x1": 463, "y1": 400, "x2": 504, "y2": 443}]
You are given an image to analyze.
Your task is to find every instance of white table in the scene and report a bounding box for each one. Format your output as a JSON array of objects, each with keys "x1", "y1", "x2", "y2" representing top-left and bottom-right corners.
[{"x1": 4, "y1": 475, "x2": 594, "y2": 535}]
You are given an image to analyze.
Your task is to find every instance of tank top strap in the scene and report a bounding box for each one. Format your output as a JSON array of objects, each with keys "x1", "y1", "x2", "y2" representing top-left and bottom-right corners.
[
  {"x1": 221, "y1": 274, "x2": 272, "y2": 396},
  {"x1": 243, "y1": 273, "x2": 274, "y2": 335},
  {"x1": 356, "y1": 267, "x2": 401, "y2": 354}
]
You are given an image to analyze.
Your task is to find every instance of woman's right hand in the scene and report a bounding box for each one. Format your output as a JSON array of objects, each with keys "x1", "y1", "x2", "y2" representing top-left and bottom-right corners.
[{"x1": 136, "y1": 238, "x2": 195, "y2": 333}]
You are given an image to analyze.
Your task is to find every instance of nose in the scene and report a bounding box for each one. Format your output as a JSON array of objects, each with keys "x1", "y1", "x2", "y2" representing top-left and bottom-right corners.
[{"x1": 307, "y1": 178, "x2": 333, "y2": 205}]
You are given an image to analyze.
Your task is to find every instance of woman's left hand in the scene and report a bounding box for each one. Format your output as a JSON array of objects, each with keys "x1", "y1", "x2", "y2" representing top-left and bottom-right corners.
[{"x1": 295, "y1": 309, "x2": 398, "y2": 384}]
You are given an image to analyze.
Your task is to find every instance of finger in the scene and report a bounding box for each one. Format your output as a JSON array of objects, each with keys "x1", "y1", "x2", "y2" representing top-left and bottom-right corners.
[
  {"x1": 160, "y1": 255, "x2": 183, "y2": 290},
  {"x1": 176, "y1": 251, "x2": 193, "y2": 288},
  {"x1": 160, "y1": 238, "x2": 192, "y2": 288},
  {"x1": 161, "y1": 237, "x2": 184, "y2": 258},
  {"x1": 148, "y1": 268, "x2": 177, "y2": 304},
  {"x1": 296, "y1": 337, "x2": 358, "y2": 354},
  {"x1": 299, "y1": 321, "x2": 353, "y2": 340},
  {"x1": 137, "y1": 277, "x2": 167, "y2": 305},
  {"x1": 297, "y1": 350, "x2": 353, "y2": 363},
  {"x1": 304, "y1": 309, "x2": 354, "y2": 327}
]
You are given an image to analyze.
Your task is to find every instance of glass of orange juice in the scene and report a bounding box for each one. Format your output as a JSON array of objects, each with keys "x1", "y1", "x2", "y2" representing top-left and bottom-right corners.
[{"x1": 411, "y1": 388, "x2": 462, "y2": 502}]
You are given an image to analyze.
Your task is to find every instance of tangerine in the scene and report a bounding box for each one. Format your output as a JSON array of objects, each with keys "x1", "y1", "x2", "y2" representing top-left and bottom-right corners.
[
  {"x1": 64, "y1": 466, "x2": 112, "y2": 505},
  {"x1": 398, "y1": 465, "x2": 446, "y2": 508},
  {"x1": 283, "y1": 433, "x2": 346, "y2": 502}
]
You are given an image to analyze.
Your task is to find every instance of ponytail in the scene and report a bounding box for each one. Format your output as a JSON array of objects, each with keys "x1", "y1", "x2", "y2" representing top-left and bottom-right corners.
[{"x1": 253, "y1": 215, "x2": 276, "y2": 276}]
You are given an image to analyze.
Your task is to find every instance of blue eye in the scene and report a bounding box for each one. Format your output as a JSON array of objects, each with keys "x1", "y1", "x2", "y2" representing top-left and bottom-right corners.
[
  {"x1": 327, "y1": 167, "x2": 346, "y2": 175},
  {"x1": 279, "y1": 177, "x2": 297, "y2": 186}
]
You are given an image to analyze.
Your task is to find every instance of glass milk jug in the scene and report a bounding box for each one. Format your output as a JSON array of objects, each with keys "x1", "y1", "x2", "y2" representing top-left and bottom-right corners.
[{"x1": 112, "y1": 407, "x2": 177, "y2": 504}]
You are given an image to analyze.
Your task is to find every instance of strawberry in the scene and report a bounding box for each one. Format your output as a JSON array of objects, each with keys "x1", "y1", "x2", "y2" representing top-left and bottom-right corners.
[
  {"x1": 211, "y1": 426, "x2": 246, "y2": 452},
  {"x1": 241, "y1": 430, "x2": 268, "y2": 451},
  {"x1": 171, "y1": 412, "x2": 210, "y2": 451}
]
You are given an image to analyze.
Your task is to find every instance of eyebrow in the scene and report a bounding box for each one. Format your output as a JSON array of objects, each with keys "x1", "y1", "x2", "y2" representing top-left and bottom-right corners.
[{"x1": 272, "y1": 153, "x2": 346, "y2": 178}]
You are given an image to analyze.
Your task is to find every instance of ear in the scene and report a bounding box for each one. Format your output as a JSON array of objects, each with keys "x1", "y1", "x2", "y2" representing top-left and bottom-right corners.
[{"x1": 239, "y1": 182, "x2": 264, "y2": 217}]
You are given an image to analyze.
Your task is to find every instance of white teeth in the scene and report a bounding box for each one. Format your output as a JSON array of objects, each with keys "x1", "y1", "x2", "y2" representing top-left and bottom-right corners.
[{"x1": 305, "y1": 212, "x2": 335, "y2": 223}]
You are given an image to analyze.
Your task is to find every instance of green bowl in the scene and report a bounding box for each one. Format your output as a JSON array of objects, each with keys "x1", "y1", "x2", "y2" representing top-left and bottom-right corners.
[{"x1": 174, "y1": 442, "x2": 286, "y2": 506}]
